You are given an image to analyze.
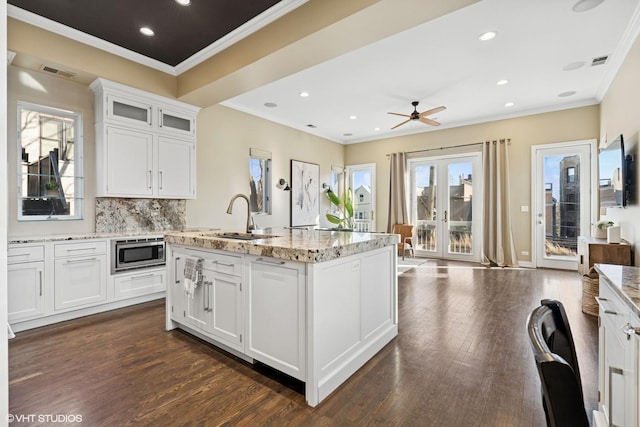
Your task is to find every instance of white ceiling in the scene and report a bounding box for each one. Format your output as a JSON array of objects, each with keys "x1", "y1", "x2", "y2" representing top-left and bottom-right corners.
[{"x1": 221, "y1": 0, "x2": 640, "y2": 144}]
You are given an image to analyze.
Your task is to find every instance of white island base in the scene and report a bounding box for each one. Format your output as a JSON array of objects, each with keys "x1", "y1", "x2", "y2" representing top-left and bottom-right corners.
[{"x1": 165, "y1": 229, "x2": 399, "y2": 406}]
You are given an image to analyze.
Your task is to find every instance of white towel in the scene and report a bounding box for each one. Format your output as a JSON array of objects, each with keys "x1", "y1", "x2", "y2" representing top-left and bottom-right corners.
[{"x1": 183, "y1": 257, "x2": 203, "y2": 298}]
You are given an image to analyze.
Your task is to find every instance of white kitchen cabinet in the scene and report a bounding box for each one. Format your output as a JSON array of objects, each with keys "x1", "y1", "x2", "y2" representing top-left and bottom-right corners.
[
  {"x1": 8, "y1": 245, "x2": 46, "y2": 323},
  {"x1": 54, "y1": 241, "x2": 107, "y2": 311},
  {"x1": 113, "y1": 268, "x2": 165, "y2": 301},
  {"x1": 596, "y1": 268, "x2": 638, "y2": 427},
  {"x1": 245, "y1": 256, "x2": 306, "y2": 380},
  {"x1": 170, "y1": 248, "x2": 244, "y2": 351},
  {"x1": 106, "y1": 93, "x2": 153, "y2": 128},
  {"x1": 102, "y1": 126, "x2": 154, "y2": 197},
  {"x1": 157, "y1": 136, "x2": 195, "y2": 198},
  {"x1": 168, "y1": 249, "x2": 187, "y2": 324},
  {"x1": 91, "y1": 78, "x2": 199, "y2": 199}
]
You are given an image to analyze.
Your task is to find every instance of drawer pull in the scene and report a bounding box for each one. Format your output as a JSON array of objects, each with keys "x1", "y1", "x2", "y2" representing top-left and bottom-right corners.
[
  {"x1": 131, "y1": 274, "x2": 155, "y2": 280},
  {"x1": 65, "y1": 257, "x2": 97, "y2": 264},
  {"x1": 175, "y1": 257, "x2": 181, "y2": 284},
  {"x1": 212, "y1": 260, "x2": 234, "y2": 267},
  {"x1": 256, "y1": 257, "x2": 285, "y2": 265},
  {"x1": 595, "y1": 297, "x2": 618, "y2": 315}
]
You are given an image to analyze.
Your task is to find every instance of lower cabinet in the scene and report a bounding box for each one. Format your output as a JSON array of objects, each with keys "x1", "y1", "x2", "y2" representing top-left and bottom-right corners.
[
  {"x1": 597, "y1": 272, "x2": 638, "y2": 427},
  {"x1": 169, "y1": 247, "x2": 244, "y2": 352},
  {"x1": 113, "y1": 268, "x2": 165, "y2": 300},
  {"x1": 8, "y1": 237, "x2": 165, "y2": 332},
  {"x1": 8, "y1": 260, "x2": 45, "y2": 322},
  {"x1": 245, "y1": 256, "x2": 306, "y2": 380},
  {"x1": 54, "y1": 241, "x2": 108, "y2": 311}
]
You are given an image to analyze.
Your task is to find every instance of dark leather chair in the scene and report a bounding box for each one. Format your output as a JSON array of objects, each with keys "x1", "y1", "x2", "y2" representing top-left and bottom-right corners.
[{"x1": 527, "y1": 299, "x2": 589, "y2": 427}]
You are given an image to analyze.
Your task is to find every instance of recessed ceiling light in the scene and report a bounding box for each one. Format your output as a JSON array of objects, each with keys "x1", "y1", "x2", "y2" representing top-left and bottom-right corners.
[
  {"x1": 264, "y1": 102, "x2": 278, "y2": 108},
  {"x1": 139, "y1": 27, "x2": 155, "y2": 36},
  {"x1": 479, "y1": 31, "x2": 497, "y2": 41},
  {"x1": 558, "y1": 91, "x2": 577, "y2": 98},
  {"x1": 175, "y1": 0, "x2": 191, "y2": 5},
  {"x1": 572, "y1": 0, "x2": 604, "y2": 12},
  {"x1": 299, "y1": 91, "x2": 309, "y2": 97},
  {"x1": 349, "y1": 115, "x2": 357, "y2": 120},
  {"x1": 496, "y1": 79, "x2": 509, "y2": 86},
  {"x1": 563, "y1": 61, "x2": 586, "y2": 71},
  {"x1": 504, "y1": 102, "x2": 515, "y2": 107},
  {"x1": 374, "y1": 127, "x2": 381, "y2": 131}
]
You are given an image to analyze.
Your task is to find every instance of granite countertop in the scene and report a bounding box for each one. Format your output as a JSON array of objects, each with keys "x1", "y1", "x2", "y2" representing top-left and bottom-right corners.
[
  {"x1": 164, "y1": 228, "x2": 400, "y2": 263},
  {"x1": 595, "y1": 263, "x2": 640, "y2": 318},
  {"x1": 8, "y1": 228, "x2": 220, "y2": 244}
]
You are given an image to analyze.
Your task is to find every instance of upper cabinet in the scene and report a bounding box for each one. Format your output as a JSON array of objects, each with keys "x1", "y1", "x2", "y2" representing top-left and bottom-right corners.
[{"x1": 90, "y1": 78, "x2": 200, "y2": 199}]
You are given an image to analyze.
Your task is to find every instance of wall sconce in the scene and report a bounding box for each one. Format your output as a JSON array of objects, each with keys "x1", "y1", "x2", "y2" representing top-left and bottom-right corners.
[{"x1": 276, "y1": 178, "x2": 290, "y2": 191}]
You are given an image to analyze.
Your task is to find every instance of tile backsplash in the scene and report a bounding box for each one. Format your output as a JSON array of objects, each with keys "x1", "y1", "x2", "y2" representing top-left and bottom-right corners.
[{"x1": 96, "y1": 198, "x2": 186, "y2": 233}]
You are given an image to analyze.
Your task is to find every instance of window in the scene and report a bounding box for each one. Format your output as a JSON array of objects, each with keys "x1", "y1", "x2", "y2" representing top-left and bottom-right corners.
[
  {"x1": 567, "y1": 167, "x2": 576, "y2": 183},
  {"x1": 18, "y1": 102, "x2": 83, "y2": 220},
  {"x1": 249, "y1": 148, "x2": 272, "y2": 215}
]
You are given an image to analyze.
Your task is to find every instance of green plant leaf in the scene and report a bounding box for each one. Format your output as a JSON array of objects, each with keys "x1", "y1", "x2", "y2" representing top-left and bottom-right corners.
[
  {"x1": 326, "y1": 189, "x2": 341, "y2": 207},
  {"x1": 344, "y1": 189, "x2": 354, "y2": 218},
  {"x1": 326, "y1": 213, "x2": 343, "y2": 224}
]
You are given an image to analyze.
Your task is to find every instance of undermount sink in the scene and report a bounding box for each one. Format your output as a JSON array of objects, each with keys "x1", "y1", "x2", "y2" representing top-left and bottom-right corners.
[{"x1": 211, "y1": 232, "x2": 279, "y2": 241}]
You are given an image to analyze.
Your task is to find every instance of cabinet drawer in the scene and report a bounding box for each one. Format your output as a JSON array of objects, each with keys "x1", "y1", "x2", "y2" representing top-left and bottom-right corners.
[
  {"x1": 181, "y1": 248, "x2": 242, "y2": 276},
  {"x1": 55, "y1": 240, "x2": 107, "y2": 257},
  {"x1": 598, "y1": 278, "x2": 630, "y2": 342},
  {"x1": 8, "y1": 245, "x2": 45, "y2": 263},
  {"x1": 114, "y1": 269, "x2": 165, "y2": 300},
  {"x1": 202, "y1": 253, "x2": 243, "y2": 276}
]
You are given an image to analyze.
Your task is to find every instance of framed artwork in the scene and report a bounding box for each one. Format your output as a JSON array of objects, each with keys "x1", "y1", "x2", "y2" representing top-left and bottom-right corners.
[{"x1": 290, "y1": 159, "x2": 320, "y2": 227}]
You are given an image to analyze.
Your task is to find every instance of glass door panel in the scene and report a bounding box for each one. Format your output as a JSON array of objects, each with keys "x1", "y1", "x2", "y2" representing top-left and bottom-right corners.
[
  {"x1": 410, "y1": 154, "x2": 481, "y2": 262},
  {"x1": 347, "y1": 164, "x2": 376, "y2": 232},
  {"x1": 447, "y1": 162, "x2": 474, "y2": 256}
]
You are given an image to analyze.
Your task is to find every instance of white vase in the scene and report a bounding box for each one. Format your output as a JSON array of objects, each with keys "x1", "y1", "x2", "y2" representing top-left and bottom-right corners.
[{"x1": 593, "y1": 226, "x2": 607, "y2": 239}]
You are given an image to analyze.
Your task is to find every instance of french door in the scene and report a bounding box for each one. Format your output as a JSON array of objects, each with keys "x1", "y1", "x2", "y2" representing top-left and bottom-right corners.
[
  {"x1": 532, "y1": 141, "x2": 596, "y2": 269},
  {"x1": 346, "y1": 163, "x2": 376, "y2": 232},
  {"x1": 408, "y1": 153, "x2": 482, "y2": 261}
]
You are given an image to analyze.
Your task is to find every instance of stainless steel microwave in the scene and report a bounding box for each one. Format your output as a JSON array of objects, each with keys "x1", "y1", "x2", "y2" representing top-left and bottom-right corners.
[{"x1": 111, "y1": 237, "x2": 165, "y2": 274}]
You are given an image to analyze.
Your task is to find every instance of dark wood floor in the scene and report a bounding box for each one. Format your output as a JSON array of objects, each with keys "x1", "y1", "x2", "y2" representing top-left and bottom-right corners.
[{"x1": 9, "y1": 260, "x2": 598, "y2": 426}]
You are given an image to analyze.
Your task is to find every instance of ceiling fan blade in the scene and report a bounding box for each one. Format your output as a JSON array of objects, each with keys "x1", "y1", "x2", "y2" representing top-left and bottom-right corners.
[
  {"x1": 419, "y1": 117, "x2": 441, "y2": 126},
  {"x1": 391, "y1": 119, "x2": 411, "y2": 129},
  {"x1": 419, "y1": 106, "x2": 446, "y2": 117},
  {"x1": 387, "y1": 112, "x2": 411, "y2": 118}
]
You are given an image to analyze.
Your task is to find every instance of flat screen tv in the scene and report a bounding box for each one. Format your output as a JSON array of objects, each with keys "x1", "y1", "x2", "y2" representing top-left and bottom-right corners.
[{"x1": 599, "y1": 134, "x2": 627, "y2": 209}]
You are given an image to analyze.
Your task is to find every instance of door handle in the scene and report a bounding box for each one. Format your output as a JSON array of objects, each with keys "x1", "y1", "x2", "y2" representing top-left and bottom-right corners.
[{"x1": 443, "y1": 210, "x2": 448, "y2": 223}]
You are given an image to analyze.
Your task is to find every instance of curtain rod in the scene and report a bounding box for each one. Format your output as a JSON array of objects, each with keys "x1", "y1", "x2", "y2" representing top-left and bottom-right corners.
[
  {"x1": 386, "y1": 141, "x2": 483, "y2": 157},
  {"x1": 386, "y1": 139, "x2": 510, "y2": 157}
]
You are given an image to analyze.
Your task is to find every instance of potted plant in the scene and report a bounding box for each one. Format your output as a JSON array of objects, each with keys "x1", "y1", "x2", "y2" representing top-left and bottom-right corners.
[
  {"x1": 325, "y1": 188, "x2": 355, "y2": 230},
  {"x1": 44, "y1": 181, "x2": 59, "y2": 197},
  {"x1": 593, "y1": 219, "x2": 614, "y2": 239}
]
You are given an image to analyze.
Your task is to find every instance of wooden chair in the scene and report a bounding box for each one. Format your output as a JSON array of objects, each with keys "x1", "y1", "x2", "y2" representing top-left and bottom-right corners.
[{"x1": 393, "y1": 224, "x2": 414, "y2": 260}]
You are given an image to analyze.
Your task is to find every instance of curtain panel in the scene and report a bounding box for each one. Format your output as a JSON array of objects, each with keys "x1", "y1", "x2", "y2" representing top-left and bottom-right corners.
[
  {"x1": 482, "y1": 139, "x2": 517, "y2": 267},
  {"x1": 387, "y1": 152, "x2": 408, "y2": 232}
]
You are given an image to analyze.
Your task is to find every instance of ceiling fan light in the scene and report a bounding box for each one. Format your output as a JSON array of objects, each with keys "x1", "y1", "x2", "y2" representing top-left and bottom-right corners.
[{"x1": 175, "y1": 0, "x2": 191, "y2": 5}]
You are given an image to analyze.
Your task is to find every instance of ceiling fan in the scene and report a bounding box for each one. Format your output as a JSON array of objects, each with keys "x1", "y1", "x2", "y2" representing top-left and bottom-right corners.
[{"x1": 388, "y1": 101, "x2": 446, "y2": 129}]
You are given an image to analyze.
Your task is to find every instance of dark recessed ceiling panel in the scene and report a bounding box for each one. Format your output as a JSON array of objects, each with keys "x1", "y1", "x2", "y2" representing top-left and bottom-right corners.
[{"x1": 8, "y1": 0, "x2": 282, "y2": 66}]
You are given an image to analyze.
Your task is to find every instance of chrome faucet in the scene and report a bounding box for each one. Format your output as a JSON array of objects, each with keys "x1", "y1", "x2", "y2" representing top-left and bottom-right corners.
[{"x1": 226, "y1": 194, "x2": 255, "y2": 233}]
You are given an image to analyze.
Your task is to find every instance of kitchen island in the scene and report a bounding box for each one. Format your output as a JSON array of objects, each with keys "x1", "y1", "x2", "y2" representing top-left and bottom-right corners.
[{"x1": 164, "y1": 228, "x2": 399, "y2": 406}]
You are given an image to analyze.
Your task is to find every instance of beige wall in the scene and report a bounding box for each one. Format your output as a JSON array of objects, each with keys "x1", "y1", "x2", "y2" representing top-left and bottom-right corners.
[
  {"x1": 600, "y1": 34, "x2": 640, "y2": 265},
  {"x1": 345, "y1": 105, "x2": 600, "y2": 263},
  {"x1": 187, "y1": 104, "x2": 345, "y2": 230},
  {"x1": 7, "y1": 65, "x2": 97, "y2": 237}
]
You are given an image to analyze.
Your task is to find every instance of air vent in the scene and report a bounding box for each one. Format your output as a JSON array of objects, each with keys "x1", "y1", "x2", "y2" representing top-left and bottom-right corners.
[
  {"x1": 40, "y1": 65, "x2": 76, "y2": 79},
  {"x1": 591, "y1": 55, "x2": 609, "y2": 66}
]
